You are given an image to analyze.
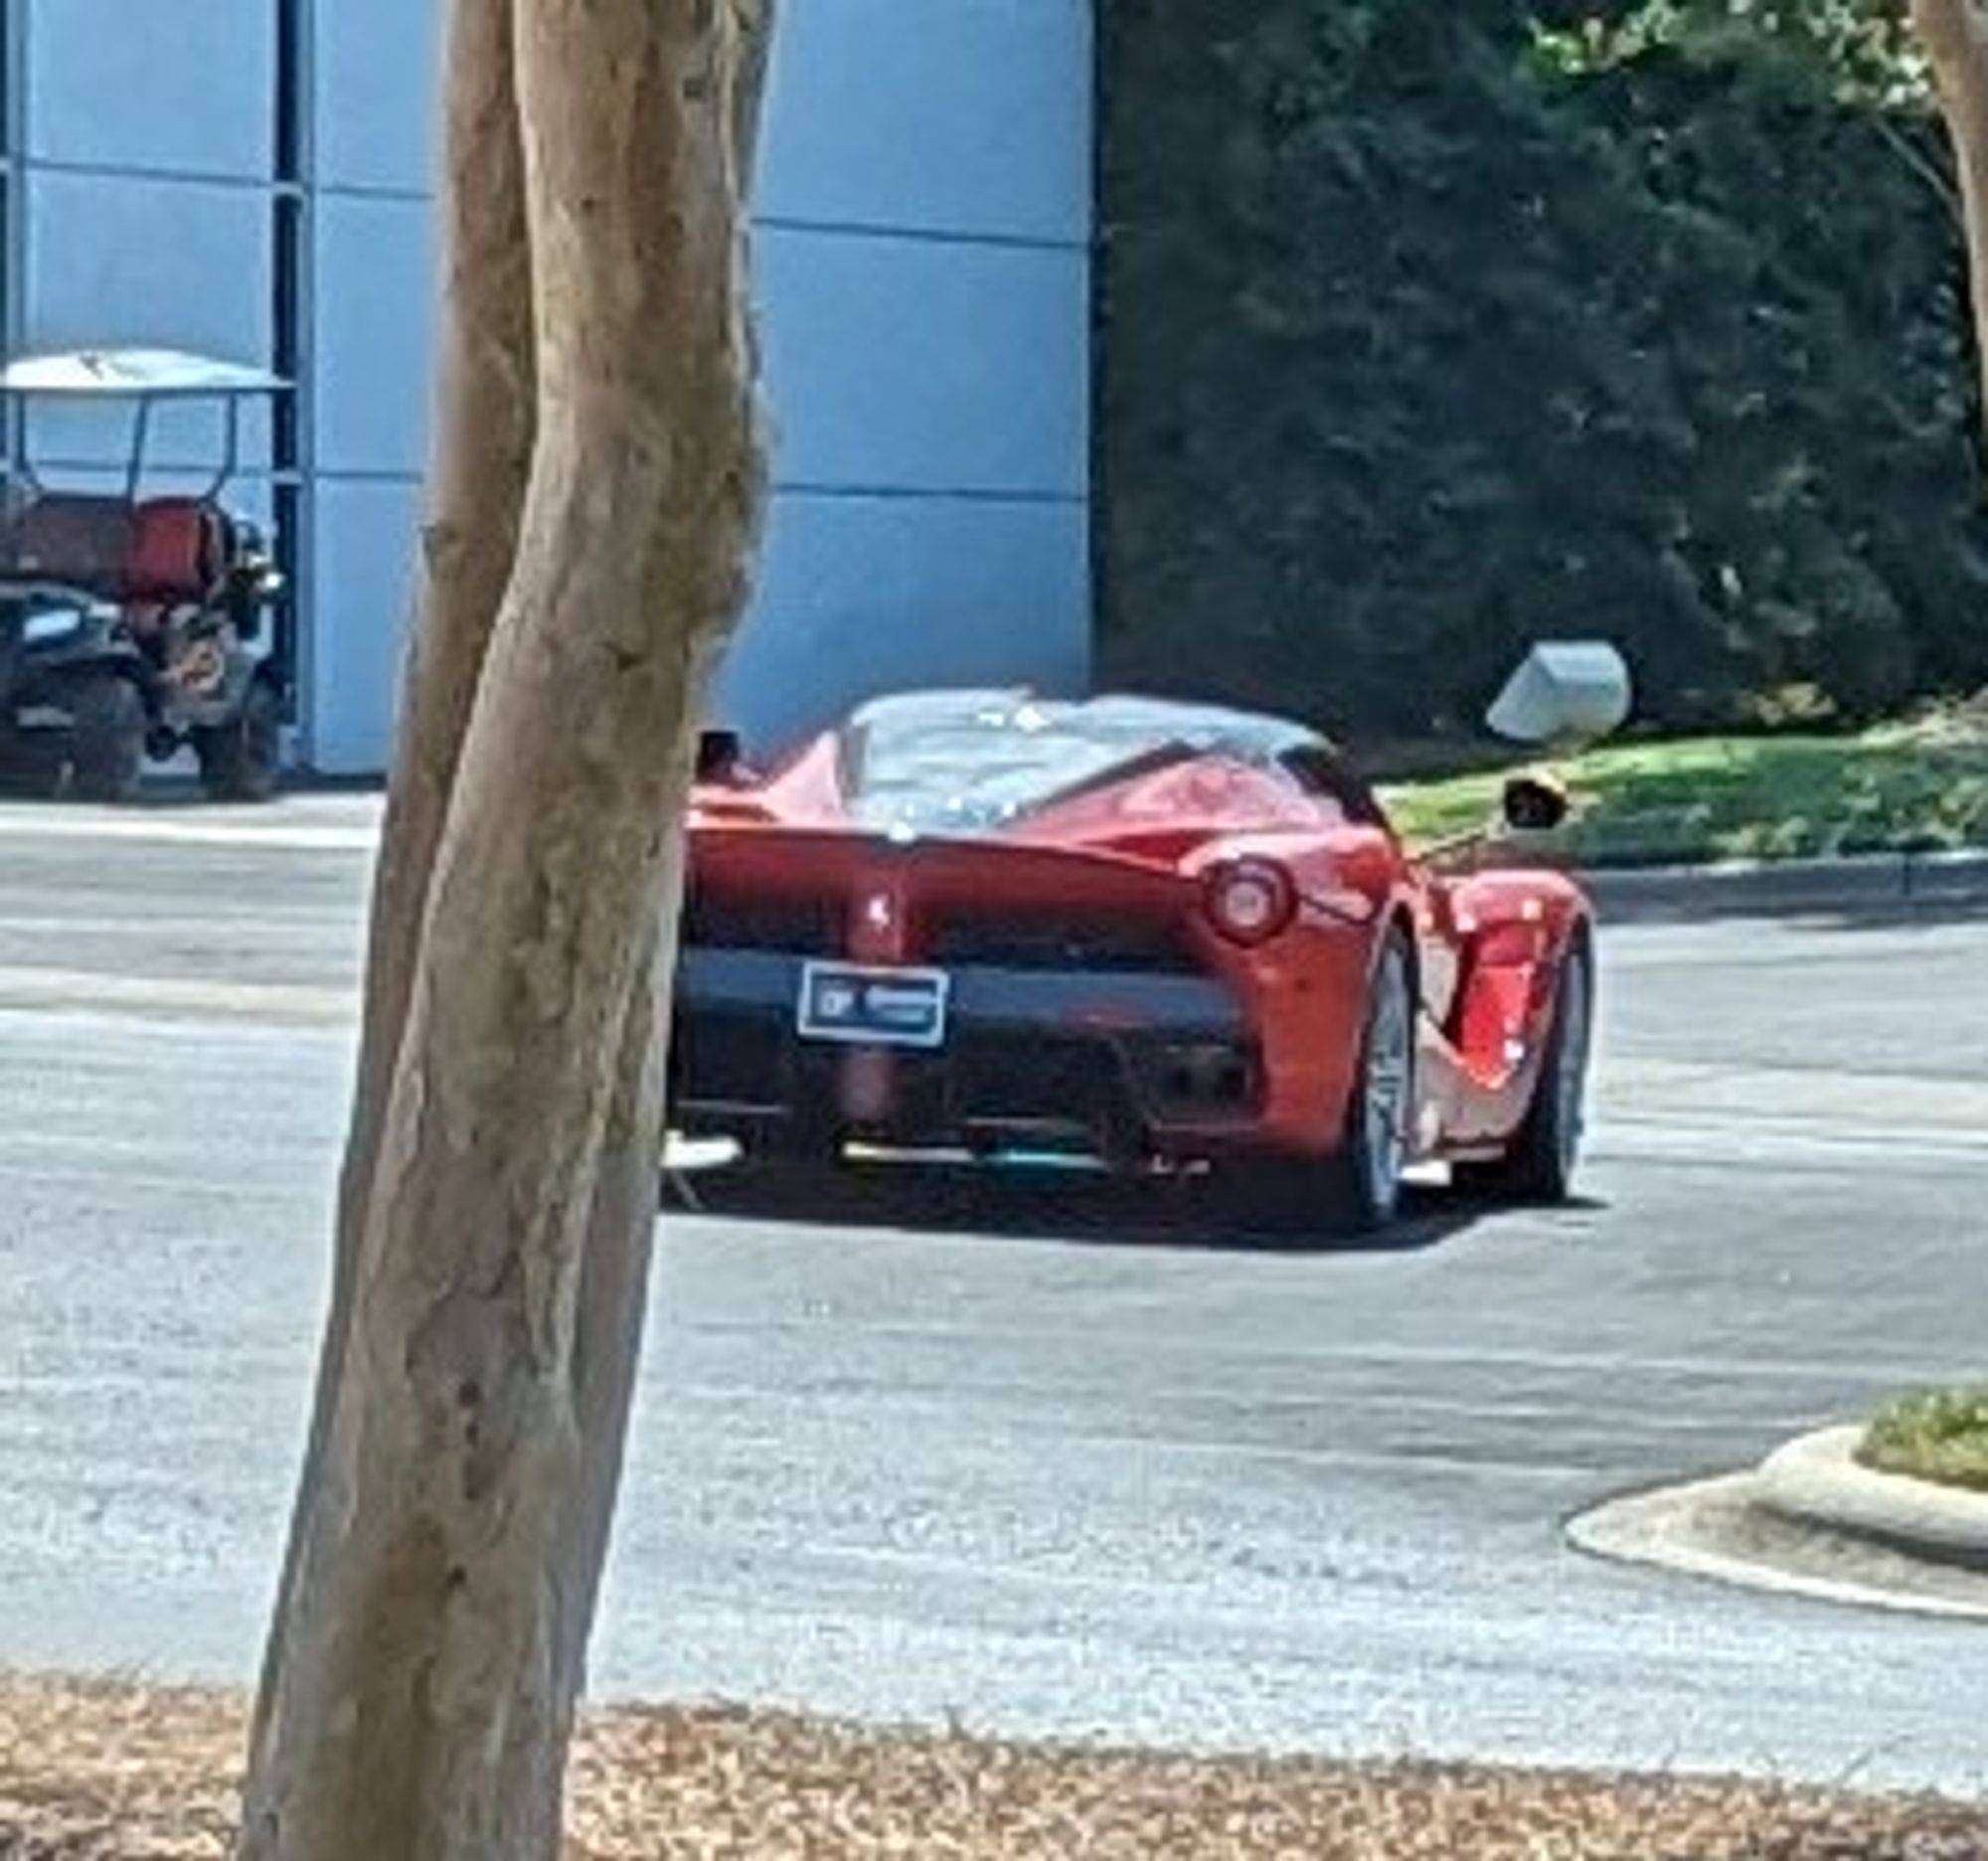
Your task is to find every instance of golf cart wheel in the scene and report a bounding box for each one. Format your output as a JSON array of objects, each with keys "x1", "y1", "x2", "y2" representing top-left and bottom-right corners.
[
  {"x1": 68, "y1": 674, "x2": 147, "y2": 804},
  {"x1": 195, "y1": 677, "x2": 282, "y2": 803}
]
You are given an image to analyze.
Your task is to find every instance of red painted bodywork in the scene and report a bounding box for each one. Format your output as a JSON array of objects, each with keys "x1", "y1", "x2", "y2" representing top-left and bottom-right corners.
[{"x1": 681, "y1": 707, "x2": 1593, "y2": 1169}]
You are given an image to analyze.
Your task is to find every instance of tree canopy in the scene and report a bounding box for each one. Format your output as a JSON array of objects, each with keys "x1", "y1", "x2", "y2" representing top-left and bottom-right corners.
[{"x1": 1097, "y1": 0, "x2": 1988, "y2": 742}]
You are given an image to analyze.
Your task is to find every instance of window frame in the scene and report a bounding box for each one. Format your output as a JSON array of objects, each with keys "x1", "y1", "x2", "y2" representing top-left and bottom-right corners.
[{"x1": 269, "y1": 0, "x2": 313, "y2": 731}]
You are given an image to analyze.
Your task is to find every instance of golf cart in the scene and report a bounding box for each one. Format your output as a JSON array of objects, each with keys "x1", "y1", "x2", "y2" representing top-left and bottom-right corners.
[{"x1": 0, "y1": 348, "x2": 289, "y2": 802}]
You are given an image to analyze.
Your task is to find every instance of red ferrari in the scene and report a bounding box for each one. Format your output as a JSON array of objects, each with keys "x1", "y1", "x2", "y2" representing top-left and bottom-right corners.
[{"x1": 671, "y1": 662, "x2": 1619, "y2": 1237}]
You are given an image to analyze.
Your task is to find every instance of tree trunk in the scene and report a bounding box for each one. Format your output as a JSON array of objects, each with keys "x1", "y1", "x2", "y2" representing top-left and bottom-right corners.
[
  {"x1": 1915, "y1": 0, "x2": 1988, "y2": 424},
  {"x1": 250, "y1": 0, "x2": 538, "y2": 1753},
  {"x1": 237, "y1": 2, "x2": 772, "y2": 1855},
  {"x1": 549, "y1": 0, "x2": 777, "y2": 1714}
]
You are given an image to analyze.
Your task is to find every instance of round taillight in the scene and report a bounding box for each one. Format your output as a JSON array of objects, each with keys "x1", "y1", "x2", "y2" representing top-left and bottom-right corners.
[{"x1": 1204, "y1": 859, "x2": 1298, "y2": 945}]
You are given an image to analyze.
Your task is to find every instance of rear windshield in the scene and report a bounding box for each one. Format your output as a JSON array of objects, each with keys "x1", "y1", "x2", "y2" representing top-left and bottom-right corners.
[{"x1": 838, "y1": 695, "x2": 1290, "y2": 834}]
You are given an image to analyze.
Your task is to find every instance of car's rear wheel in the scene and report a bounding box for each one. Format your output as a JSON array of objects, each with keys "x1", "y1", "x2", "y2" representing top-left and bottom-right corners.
[
  {"x1": 1242, "y1": 927, "x2": 1415, "y2": 1245},
  {"x1": 1457, "y1": 930, "x2": 1594, "y2": 1205}
]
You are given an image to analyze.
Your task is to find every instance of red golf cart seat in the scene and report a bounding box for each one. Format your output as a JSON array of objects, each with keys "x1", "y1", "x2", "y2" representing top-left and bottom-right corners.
[
  {"x1": 123, "y1": 497, "x2": 228, "y2": 642},
  {"x1": 0, "y1": 492, "x2": 135, "y2": 593},
  {"x1": 128, "y1": 497, "x2": 224, "y2": 602}
]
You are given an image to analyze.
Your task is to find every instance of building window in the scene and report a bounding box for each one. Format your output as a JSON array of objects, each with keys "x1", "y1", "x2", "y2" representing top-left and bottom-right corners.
[
  {"x1": 274, "y1": 0, "x2": 307, "y2": 461},
  {"x1": 276, "y1": 0, "x2": 305, "y2": 190},
  {"x1": 0, "y1": 0, "x2": 18, "y2": 483},
  {"x1": 272, "y1": 0, "x2": 311, "y2": 721}
]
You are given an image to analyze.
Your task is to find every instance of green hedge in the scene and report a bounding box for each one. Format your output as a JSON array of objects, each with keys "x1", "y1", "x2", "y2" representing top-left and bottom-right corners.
[{"x1": 1095, "y1": 1, "x2": 1988, "y2": 742}]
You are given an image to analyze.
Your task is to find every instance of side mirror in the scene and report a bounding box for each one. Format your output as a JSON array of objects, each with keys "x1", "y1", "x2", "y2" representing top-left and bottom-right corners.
[
  {"x1": 1501, "y1": 770, "x2": 1571, "y2": 834},
  {"x1": 695, "y1": 728, "x2": 745, "y2": 784},
  {"x1": 1487, "y1": 640, "x2": 1632, "y2": 748}
]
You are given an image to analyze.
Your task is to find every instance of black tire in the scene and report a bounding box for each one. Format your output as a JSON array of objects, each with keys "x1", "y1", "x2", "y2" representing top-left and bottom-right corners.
[
  {"x1": 1240, "y1": 928, "x2": 1416, "y2": 1246},
  {"x1": 67, "y1": 674, "x2": 148, "y2": 804},
  {"x1": 195, "y1": 677, "x2": 282, "y2": 803},
  {"x1": 1457, "y1": 930, "x2": 1594, "y2": 1205}
]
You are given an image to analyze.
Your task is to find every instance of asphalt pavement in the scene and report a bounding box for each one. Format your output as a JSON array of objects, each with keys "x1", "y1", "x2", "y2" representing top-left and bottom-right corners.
[{"x1": 1, "y1": 796, "x2": 1985, "y2": 1793}]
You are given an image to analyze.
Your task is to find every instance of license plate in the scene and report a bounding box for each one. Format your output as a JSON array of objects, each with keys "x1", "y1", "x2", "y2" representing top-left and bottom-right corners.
[{"x1": 796, "y1": 962, "x2": 950, "y2": 1050}]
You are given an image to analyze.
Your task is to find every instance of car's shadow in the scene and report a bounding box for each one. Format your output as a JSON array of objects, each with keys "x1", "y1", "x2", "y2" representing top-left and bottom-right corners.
[{"x1": 666, "y1": 1161, "x2": 1602, "y2": 1257}]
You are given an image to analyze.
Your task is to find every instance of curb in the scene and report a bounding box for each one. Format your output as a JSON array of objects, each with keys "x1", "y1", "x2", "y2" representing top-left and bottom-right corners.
[
  {"x1": 1753, "y1": 1426, "x2": 1988, "y2": 1574},
  {"x1": 1566, "y1": 1471, "x2": 1988, "y2": 1623},
  {"x1": 1586, "y1": 849, "x2": 1988, "y2": 922}
]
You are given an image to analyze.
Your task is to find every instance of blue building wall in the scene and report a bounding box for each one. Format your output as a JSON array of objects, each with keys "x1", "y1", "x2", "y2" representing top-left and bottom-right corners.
[{"x1": 4, "y1": 0, "x2": 1093, "y2": 773}]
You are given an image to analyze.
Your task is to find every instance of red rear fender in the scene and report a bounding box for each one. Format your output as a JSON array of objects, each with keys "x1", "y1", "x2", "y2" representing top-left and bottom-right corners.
[{"x1": 1443, "y1": 872, "x2": 1588, "y2": 1093}]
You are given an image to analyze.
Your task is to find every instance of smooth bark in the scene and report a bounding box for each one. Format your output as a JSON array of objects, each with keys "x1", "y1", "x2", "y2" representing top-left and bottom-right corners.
[
  {"x1": 237, "y1": 2, "x2": 771, "y2": 1855},
  {"x1": 550, "y1": 0, "x2": 776, "y2": 1713},
  {"x1": 249, "y1": 0, "x2": 538, "y2": 1755}
]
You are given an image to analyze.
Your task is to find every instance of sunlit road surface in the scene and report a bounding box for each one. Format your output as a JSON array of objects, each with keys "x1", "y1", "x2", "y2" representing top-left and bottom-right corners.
[{"x1": 1, "y1": 796, "x2": 1985, "y2": 1794}]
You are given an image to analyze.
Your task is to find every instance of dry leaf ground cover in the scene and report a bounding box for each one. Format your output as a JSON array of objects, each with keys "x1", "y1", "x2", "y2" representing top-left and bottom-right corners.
[{"x1": 3, "y1": 1674, "x2": 1986, "y2": 1859}]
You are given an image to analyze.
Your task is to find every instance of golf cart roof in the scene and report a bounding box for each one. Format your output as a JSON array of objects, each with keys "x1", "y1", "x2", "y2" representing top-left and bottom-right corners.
[{"x1": 0, "y1": 348, "x2": 286, "y2": 400}]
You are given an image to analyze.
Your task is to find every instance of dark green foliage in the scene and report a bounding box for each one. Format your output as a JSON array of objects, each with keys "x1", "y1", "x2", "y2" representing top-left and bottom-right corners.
[{"x1": 1095, "y1": 1, "x2": 1988, "y2": 741}]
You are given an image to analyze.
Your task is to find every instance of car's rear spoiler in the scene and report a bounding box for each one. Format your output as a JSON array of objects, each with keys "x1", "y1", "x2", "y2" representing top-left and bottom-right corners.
[{"x1": 685, "y1": 821, "x2": 1204, "y2": 920}]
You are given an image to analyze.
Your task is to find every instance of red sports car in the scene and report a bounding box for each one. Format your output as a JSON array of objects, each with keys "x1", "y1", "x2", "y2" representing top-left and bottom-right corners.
[{"x1": 671, "y1": 677, "x2": 1608, "y2": 1237}]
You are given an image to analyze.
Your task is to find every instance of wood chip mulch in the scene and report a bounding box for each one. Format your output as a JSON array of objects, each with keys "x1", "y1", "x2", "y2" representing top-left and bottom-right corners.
[{"x1": 1, "y1": 1674, "x2": 1984, "y2": 1858}]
